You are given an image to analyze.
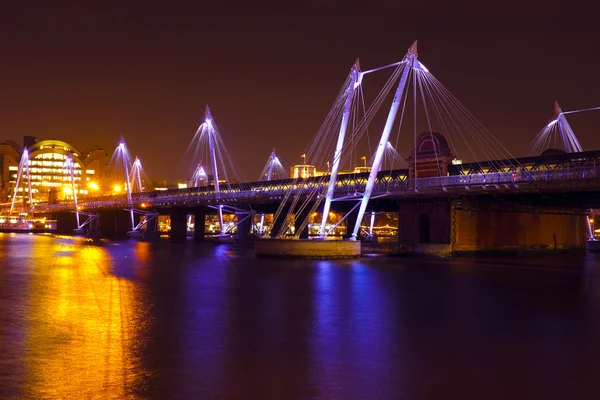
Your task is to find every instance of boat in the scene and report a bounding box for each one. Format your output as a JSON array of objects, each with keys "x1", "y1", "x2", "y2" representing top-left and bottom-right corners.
[{"x1": 0, "y1": 214, "x2": 57, "y2": 233}]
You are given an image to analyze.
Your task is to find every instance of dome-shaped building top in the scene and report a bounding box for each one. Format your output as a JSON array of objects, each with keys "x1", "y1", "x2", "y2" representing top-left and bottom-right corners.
[
  {"x1": 410, "y1": 132, "x2": 453, "y2": 158},
  {"x1": 0, "y1": 136, "x2": 108, "y2": 204},
  {"x1": 408, "y1": 132, "x2": 455, "y2": 179},
  {"x1": 540, "y1": 148, "x2": 567, "y2": 157}
]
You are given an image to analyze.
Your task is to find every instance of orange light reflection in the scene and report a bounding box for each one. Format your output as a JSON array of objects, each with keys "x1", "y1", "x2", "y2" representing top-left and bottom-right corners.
[{"x1": 24, "y1": 239, "x2": 148, "y2": 398}]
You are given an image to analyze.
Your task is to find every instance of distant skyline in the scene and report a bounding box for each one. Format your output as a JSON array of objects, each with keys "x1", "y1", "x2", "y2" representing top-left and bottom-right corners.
[{"x1": 1, "y1": 0, "x2": 598, "y2": 182}]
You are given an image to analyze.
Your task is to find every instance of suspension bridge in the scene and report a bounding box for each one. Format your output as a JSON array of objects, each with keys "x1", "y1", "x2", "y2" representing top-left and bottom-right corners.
[{"x1": 5, "y1": 40, "x2": 600, "y2": 257}]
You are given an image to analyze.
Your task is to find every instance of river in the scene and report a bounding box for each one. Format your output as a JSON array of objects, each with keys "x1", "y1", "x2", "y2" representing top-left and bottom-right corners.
[{"x1": 1, "y1": 233, "x2": 599, "y2": 399}]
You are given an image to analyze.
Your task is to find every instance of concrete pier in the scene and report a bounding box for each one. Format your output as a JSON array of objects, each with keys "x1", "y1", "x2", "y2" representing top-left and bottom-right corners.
[{"x1": 255, "y1": 238, "x2": 360, "y2": 259}]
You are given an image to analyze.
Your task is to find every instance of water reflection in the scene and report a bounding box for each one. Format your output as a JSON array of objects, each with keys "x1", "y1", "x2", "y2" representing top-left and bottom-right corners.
[
  {"x1": 1, "y1": 235, "x2": 600, "y2": 398},
  {"x1": 20, "y1": 236, "x2": 148, "y2": 398}
]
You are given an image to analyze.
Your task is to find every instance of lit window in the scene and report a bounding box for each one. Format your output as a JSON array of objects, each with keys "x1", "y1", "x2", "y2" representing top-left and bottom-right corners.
[
  {"x1": 86, "y1": 170, "x2": 95, "y2": 174},
  {"x1": 8, "y1": 166, "x2": 17, "y2": 171}
]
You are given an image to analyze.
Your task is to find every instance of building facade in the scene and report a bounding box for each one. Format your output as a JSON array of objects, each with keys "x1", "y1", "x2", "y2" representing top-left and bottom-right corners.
[{"x1": 0, "y1": 137, "x2": 108, "y2": 205}]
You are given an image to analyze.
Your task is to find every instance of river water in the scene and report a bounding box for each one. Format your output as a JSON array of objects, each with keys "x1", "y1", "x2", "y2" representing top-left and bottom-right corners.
[{"x1": 1, "y1": 233, "x2": 600, "y2": 399}]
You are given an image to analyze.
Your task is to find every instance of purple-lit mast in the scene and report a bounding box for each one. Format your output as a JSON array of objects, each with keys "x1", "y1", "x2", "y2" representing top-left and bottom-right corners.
[
  {"x1": 119, "y1": 139, "x2": 135, "y2": 228},
  {"x1": 266, "y1": 149, "x2": 277, "y2": 181},
  {"x1": 191, "y1": 164, "x2": 207, "y2": 187},
  {"x1": 131, "y1": 157, "x2": 143, "y2": 192},
  {"x1": 318, "y1": 60, "x2": 361, "y2": 238},
  {"x1": 553, "y1": 101, "x2": 583, "y2": 153},
  {"x1": 351, "y1": 41, "x2": 425, "y2": 240},
  {"x1": 188, "y1": 164, "x2": 207, "y2": 230},
  {"x1": 205, "y1": 105, "x2": 224, "y2": 233},
  {"x1": 10, "y1": 148, "x2": 33, "y2": 213},
  {"x1": 65, "y1": 154, "x2": 80, "y2": 227},
  {"x1": 258, "y1": 149, "x2": 280, "y2": 235}
]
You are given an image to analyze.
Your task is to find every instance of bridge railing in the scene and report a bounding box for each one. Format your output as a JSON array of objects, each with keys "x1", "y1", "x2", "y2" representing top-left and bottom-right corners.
[
  {"x1": 31, "y1": 166, "x2": 600, "y2": 212},
  {"x1": 408, "y1": 168, "x2": 598, "y2": 191}
]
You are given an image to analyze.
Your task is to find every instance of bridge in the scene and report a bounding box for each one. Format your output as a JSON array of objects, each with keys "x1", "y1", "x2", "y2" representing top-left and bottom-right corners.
[
  {"x1": 7, "y1": 40, "x2": 600, "y2": 256},
  {"x1": 34, "y1": 150, "x2": 600, "y2": 210},
  {"x1": 36, "y1": 146, "x2": 600, "y2": 254}
]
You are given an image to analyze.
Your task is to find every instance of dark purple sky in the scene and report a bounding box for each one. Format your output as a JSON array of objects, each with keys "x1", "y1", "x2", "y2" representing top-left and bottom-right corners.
[{"x1": 0, "y1": 0, "x2": 598, "y2": 182}]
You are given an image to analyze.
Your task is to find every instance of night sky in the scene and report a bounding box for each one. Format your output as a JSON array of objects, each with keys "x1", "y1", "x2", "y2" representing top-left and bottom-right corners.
[{"x1": 1, "y1": 0, "x2": 598, "y2": 182}]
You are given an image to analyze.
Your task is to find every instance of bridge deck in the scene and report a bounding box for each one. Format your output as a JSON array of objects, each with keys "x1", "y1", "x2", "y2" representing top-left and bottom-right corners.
[{"x1": 31, "y1": 165, "x2": 600, "y2": 212}]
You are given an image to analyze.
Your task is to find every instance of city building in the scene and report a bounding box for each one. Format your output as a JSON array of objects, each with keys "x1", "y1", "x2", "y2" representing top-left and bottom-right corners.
[
  {"x1": 290, "y1": 164, "x2": 320, "y2": 179},
  {"x1": 0, "y1": 137, "x2": 108, "y2": 205}
]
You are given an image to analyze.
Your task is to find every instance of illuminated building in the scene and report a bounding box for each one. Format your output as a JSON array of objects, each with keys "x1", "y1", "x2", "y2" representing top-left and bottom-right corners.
[
  {"x1": 352, "y1": 166, "x2": 371, "y2": 174},
  {"x1": 290, "y1": 164, "x2": 319, "y2": 179},
  {"x1": 0, "y1": 137, "x2": 108, "y2": 204}
]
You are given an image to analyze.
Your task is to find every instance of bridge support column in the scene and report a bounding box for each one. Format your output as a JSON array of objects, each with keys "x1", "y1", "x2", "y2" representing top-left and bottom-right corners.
[
  {"x1": 144, "y1": 213, "x2": 160, "y2": 241},
  {"x1": 294, "y1": 205, "x2": 312, "y2": 239},
  {"x1": 97, "y1": 210, "x2": 132, "y2": 239},
  {"x1": 193, "y1": 208, "x2": 207, "y2": 241},
  {"x1": 395, "y1": 197, "x2": 589, "y2": 256},
  {"x1": 169, "y1": 210, "x2": 188, "y2": 242},
  {"x1": 87, "y1": 213, "x2": 101, "y2": 241},
  {"x1": 234, "y1": 205, "x2": 254, "y2": 240},
  {"x1": 53, "y1": 211, "x2": 78, "y2": 235},
  {"x1": 345, "y1": 206, "x2": 360, "y2": 239},
  {"x1": 451, "y1": 198, "x2": 587, "y2": 253},
  {"x1": 270, "y1": 205, "x2": 290, "y2": 238},
  {"x1": 398, "y1": 200, "x2": 452, "y2": 245}
]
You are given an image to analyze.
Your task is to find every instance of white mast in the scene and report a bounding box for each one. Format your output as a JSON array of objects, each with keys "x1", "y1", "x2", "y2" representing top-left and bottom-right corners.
[
  {"x1": 10, "y1": 148, "x2": 32, "y2": 213},
  {"x1": 119, "y1": 139, "x2": 134, "y2": 229},
  {"x1": 66, "y1": 154, "x2": 80, "y2": 227},
  {"x1": 131, "y1": 157, "x2": 143, "y2": 192},
  {"x1": 319, "y1": 60, "x2": 361, "y2": 238},
  {"x1": 258, "y1": 149, "x2": 279, "y2": 235},
  {"x1": 351, "y1": 41, "x2": 423, "y2": 240},
  {"x1": 554, "y1": 101, "x2": 583, "y2": 153},
  {"x1": 266, "y1": 149, "x2": 277, "y2": 181},
  {"x1": 205, "y1": 105, "x2": 224, "y2": 234}
]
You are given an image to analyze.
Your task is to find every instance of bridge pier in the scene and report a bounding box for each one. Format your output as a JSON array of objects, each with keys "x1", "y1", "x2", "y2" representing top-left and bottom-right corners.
[
  {"x1": 294, "y1": 205, "x2": 312, "y2": 239},
  {"x1": 396, "y1": 197, "x2": 588, "y2": 256},
  {"x1": 270, "y1": 205, "x2": 290, "y2": 238},
  {"x1": 234, "y1": 206, "x2": 254, "y2": 240},
  {"x1": 344, "y1": 206, "x2": 360, "y2": 239},
  {"x1": 97, "y1": 209, "x2": 134, "y2": 239},
  {"x1": 169, "y1": 209, "x2": 188, "y2": 242},
  {"x1": 143, "y1": 212, "x2": 160, "y2": 241},
  {"x1": 193, "y1": 208, "x2": 207, "y2": 241},
  {"x1": 54, "y1": 211, "x2": 78, "y2": 235},
  {"x1": 87, "y1": 213, "x2": 101, "y2": 242},
  {"x1": 451, "y1": 198, "x2": 587, "y2": 253}
]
